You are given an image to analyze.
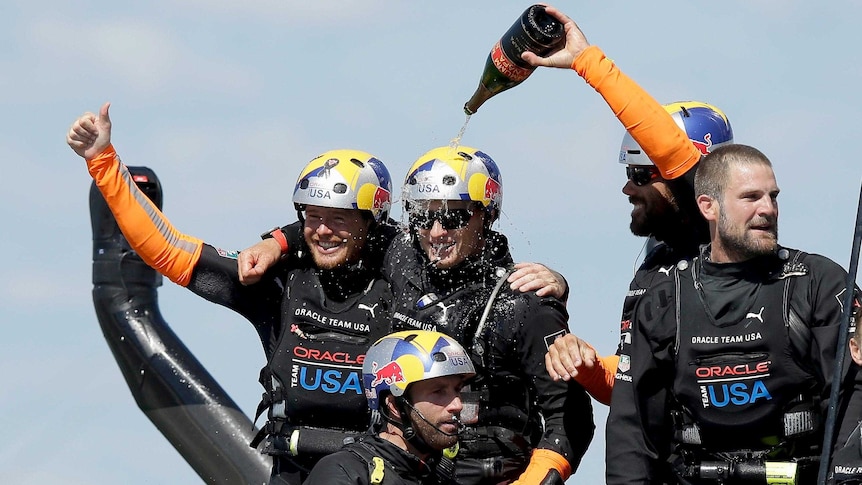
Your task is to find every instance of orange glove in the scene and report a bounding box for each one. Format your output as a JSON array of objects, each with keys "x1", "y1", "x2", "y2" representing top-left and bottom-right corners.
[{"x1": 510, "y1": 449, "x2": 572, "y2": 485}]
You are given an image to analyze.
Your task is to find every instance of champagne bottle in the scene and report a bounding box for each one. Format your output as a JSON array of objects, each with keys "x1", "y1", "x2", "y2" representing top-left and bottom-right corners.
[{"x1": 463, "y1": 5, "x2": 565, "y2": 115}]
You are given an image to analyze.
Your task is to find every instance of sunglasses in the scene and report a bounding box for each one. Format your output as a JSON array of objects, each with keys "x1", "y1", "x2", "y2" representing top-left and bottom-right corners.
[
  {"x1": 409, "y1": 208, "x2": 475, "y2": 230},
  {"x1": 626, "y1": 166, "x2": 660, "y2": 186}
]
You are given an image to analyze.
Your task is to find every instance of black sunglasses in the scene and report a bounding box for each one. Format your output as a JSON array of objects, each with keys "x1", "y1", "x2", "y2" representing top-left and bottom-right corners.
[
  {"x1": 409, "y1": 208, "x2": 475, "y2": 230},
  {"x1": 626, "y1": 166, "x2": 660, "y2": 186}
]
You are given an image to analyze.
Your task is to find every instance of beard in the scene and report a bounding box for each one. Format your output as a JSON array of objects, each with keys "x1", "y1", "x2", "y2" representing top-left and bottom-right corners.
[
  {"x1": 629, "y1": 194, "x2": 680, "y2": 239},
  {"x1": 409, "y1": 409, "x2": 459, "y2": 451},
  {"x1": 717, "y1": 212, "x2": 778, "y2": 260}
]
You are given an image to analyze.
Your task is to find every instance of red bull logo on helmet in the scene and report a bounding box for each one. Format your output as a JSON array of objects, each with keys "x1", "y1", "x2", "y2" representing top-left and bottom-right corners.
[
  {"x1": 484, "y1": 177, "x2": 501, "y2": 206},
  {"x1": 370, "y1": 360, "x2": 405, "y2": 388},
  {"x1": 690, "y1": 133, "x2": 713, "y2": 156},
  {"x1": 372, "y1": 187, "x2": 390, "y2": 211}
]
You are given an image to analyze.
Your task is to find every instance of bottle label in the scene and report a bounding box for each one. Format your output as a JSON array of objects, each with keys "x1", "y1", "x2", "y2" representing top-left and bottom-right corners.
[{"x1": 491, "y1": 40, "x2": 532, "y2": 82}]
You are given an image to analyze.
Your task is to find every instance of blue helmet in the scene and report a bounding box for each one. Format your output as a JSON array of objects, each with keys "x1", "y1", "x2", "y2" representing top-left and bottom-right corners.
[{"x1": 619, "y1": 101, "x2": 734, "y2": 166}]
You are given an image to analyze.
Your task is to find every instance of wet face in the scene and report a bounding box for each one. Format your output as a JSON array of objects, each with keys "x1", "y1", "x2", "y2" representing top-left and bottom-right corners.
[
  {"x1": 411, "y1": 200, "x2": 485, "y2": 270},
  {"x1": 303, "y1": 205, "x2": 370, "y2": 270},
  {"x1": 622, "y1": 165, "x2": 678, "y2": 237},
  {"x1": 406, "y1": 375, "x2": 465, "y2": 451},
  {"x1": 703, "y1": 163, "x2": 779, "y2": 262}
]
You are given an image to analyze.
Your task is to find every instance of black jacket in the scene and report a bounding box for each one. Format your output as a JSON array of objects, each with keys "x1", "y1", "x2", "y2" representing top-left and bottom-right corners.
[
  {"x1": 383, "y1": 231, "x2": 593, "y2": 473},
  {"x1": 607, "y1": 245, "x2": 862, "y2": 484},
  {"x1": 303, "y1": 434, "x2": 442, "y2": 485}
]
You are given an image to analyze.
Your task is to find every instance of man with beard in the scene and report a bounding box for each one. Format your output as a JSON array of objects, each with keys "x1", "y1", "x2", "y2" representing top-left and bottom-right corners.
[
  {"x1": 384, "y1": 146, "x2": 593, "y2": 485},
  {"x1": 605, "y1": 144, "x2": 862, "y2": 483},
  {"x1": 304, "y1": 330, "x2": 476, "y2": 485},
  {"x1": 240, "y1": 146, "x2": 594, "y2": 484},
  {"x1": 67, "y1": 103, "x2": 396, "y2": 485},
  {"x1": 544, "y1": 102, "x2": 733, "y2": 405},
  {"x1": 510, "y1": 3, "x2": 735, "y2": 406}
]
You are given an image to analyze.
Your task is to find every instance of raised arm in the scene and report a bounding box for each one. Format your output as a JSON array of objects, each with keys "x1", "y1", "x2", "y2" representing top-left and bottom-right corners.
[
  {"x1": 521, "y1": 5, "x2": 701, "y2": 180},
  {"x1": 67, "y1": 103, "x2": 203, "y2": 285}
]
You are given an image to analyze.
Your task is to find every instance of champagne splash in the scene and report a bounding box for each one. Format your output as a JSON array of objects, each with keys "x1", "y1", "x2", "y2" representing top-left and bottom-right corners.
[{"x1": 450, "y1": 114, "x2": 472, "y2": 150}]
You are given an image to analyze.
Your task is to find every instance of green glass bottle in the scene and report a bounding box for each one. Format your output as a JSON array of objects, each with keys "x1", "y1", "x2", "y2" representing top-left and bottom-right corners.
[{"x1": 463, "y1": 5, "x2": 565, "y2": 115}]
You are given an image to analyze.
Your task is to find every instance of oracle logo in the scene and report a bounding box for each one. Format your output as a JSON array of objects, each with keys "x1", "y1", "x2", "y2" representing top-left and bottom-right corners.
[
  {"x1": 293, "y1": 346, "x2": 364, "y2": 365},
  {"x1": 695, "y1": 361, "x2": 770, "y2": 378}
]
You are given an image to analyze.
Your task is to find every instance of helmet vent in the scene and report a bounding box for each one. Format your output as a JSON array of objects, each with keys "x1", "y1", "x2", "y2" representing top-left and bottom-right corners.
[
  {"x1": 432, "y1": 352, "x2": 447, "y2": 362},
  {"x1": 300, "y1": 179, "x2": 310, "y2": 189},
  {"x1": 333, "y1": 183, "x2": 347, "y2": 194},
  {"x1": 628, "y1": 149, "x2": 641, "y2": 155},
  {"x1": 442, "y1": 175, "x2": 456, "y2": 186},
  {"x1": 680, "y1": 106, "x2": 691, "y2": 118},
  {"x1": 350, "y1": 158, "x2": 365, "y2": 168},
  {"x1": 457, "y1": 151, "x2": 473, "y2": 161}
]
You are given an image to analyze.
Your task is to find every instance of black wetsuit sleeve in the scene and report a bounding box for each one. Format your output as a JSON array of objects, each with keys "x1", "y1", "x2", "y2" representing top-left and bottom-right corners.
[
  {"x1": 606, "y1": 279, "x2": 677, "y2": 484},
  {"x1": 513, "y1": 294, "x2": 595, "y2": 469},
  {"x1": 187, "y1": 244, "x2": 283, "y2": 353}
]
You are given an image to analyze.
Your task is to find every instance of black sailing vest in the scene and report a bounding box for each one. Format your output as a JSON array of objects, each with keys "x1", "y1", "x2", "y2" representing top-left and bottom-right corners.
[
  {"x1": 257, "y1": 267, "x2": 393, "y2": 451},
  {"x1": 672, "y1": 251, "x2": 818, "y2": 451},
  {"x1": 393, "y1": 267, "x2": 540, "y2": 458}
]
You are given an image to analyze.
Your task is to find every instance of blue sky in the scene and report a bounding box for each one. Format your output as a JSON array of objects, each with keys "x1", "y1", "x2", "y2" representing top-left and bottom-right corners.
[{"x1": 3, "y1": 1, "x2": 862, "y2": 483}]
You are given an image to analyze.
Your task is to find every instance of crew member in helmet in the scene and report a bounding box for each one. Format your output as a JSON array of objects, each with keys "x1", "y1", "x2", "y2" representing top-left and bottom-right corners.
[
  {"x1": 545, "y1": 101, "x2": 734, "y2": 405},
  {"x1": 610, "y1": 145, "x2": 862, "y2": 483},
  {"x1": 241, "y1": 147, "x2": 595, "y2": 484},
  {"x1": 305, "y1": 330, "x2": 476, "y2": 485},
  {"x1": 387, "y1": 146, "x2": 594, "y2": 485},
  {"x1": 67, "y1": 102, "x2": 396, "y2": 485}
]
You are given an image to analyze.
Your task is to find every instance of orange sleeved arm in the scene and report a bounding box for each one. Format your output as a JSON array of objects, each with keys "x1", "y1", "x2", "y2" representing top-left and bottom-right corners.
[
  {"x1": 572, "y1": 346, "x2": 618, "y2": 406},
  {"x1": 571, "y1": 45, "x2": 701, "y2": 179},
  {"x1": 87, "y1": 144, "x2": 203, "y2": 286}
]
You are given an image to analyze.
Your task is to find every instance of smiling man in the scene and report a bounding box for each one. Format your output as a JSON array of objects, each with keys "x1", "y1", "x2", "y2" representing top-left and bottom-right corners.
[
  {"x1": 381, "y1": 146, "x2": 594, "y2": 485},
  {"x1": 67, "y1": 103, "x2": 396, "y2": 485},
  {"x1": 606, "y1": 144, "x2": 862, "y2": 484}
]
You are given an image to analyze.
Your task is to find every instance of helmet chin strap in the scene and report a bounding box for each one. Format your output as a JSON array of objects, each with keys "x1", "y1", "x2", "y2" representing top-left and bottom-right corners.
[
  {"x1": 391, "y1": 397, "x2": 457, "y2": 455},
  {"x1": 402, "y1": 399, "x2": 460, "y2": 438}
]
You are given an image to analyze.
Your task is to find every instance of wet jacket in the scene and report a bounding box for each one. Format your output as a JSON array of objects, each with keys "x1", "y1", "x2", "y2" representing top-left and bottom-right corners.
[
  {"x1": 303, "y1": 434, "x2": 445, "y2": 485},
  {"x1": 606, "y1": 245, "x2": 862, "y2": 484},
  {"x1": 382, "y1": 231, "x2": 594, "y2": 481},
  {"x1": 86, "y1": 146, "x2": 394, "y2": 481}
]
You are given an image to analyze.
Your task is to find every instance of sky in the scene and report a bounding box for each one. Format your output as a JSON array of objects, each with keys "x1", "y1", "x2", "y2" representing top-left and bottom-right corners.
[{"x1": 3, "y1": 0, "x2": 862, "y2": 483}]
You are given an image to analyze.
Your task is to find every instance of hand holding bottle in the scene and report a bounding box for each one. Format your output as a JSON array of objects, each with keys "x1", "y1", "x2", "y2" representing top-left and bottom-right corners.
[
  {"x1": 520, "y1": 5, "x2": 591, "y2": 70},
  {"x1": 463, "y1": 5, "x2": 566, "y2": 115}
]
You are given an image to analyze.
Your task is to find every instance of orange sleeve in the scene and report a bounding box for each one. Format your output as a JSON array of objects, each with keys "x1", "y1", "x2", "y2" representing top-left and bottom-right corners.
[
  {"x1": 572, "y1": 349, "x2": 618, "y2": 406},
  {"x1": 571, "y1": 45, "x2": 701, "y2": 179},
  {"x1": 87, "y1": 144, "x2": 203, "y2": 286}
]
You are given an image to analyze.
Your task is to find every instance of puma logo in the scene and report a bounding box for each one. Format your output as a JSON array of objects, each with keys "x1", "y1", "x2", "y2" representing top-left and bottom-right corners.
[
  {"x1": 745, "y1": 307, "x2": 765, "y2": 323},
  {"x1": 658, "y1": 266, "x2": 672, "y2": 276},
  {"x1": 436, "y1": 301, "x2": 456, "y2": 319},
  {"x1": 359, "y1": 303, "x2": 379, "y2": 318}
]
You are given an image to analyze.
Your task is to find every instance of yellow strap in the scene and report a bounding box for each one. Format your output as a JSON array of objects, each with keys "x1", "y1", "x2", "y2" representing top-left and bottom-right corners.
[{"x1": 370, "y1": 456, "x2": 385, "y2": 484}]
